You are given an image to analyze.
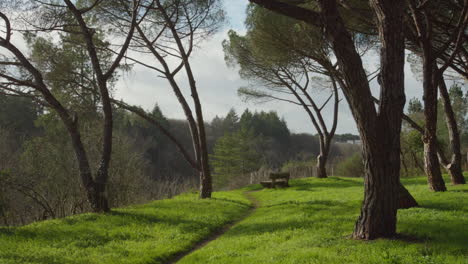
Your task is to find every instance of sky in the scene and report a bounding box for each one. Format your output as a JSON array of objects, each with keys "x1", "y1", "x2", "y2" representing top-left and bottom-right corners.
[{"x1": 114, "y1": 0, "x2": 429, "y2": 135}]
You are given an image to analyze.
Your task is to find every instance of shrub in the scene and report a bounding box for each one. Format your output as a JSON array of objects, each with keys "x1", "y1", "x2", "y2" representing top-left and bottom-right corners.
[{"x1": 336, "y1": 153, "x2": 364, "y2": 177}]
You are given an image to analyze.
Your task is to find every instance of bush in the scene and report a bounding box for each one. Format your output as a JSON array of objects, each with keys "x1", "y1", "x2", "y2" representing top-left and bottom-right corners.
[{"x1": 336, "y1": 153, "x2": 364, "y2": 177}]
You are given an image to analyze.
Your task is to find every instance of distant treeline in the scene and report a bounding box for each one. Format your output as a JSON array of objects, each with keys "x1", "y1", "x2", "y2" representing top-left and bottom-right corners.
[{"x1": 0, "y1": 95, "x2": 360, "y2": 225}]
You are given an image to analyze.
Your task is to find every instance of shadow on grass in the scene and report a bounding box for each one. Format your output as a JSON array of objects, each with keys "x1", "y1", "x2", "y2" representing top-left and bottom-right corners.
[
  {"x1": 223, "y1": 199, "x2": 357, "y2": 238},
  {"x1": 0, "y1": 207, "x2": 213, "y2": 242},
  {"x1": 401, "y1": 220, "x2": 468, "y2": 254},
  {"x1": 206, "y1": 197, "x2": 251, "y2": 208},
  {"x1": 418, "y1": 201, "x2": 468, "y2": 213},
  {"x1": 263, "y1": 199, "x2": 356, "y2": 210},
  {"x1": 449, "y1": 189, "x2": 468, "y2": 193}
]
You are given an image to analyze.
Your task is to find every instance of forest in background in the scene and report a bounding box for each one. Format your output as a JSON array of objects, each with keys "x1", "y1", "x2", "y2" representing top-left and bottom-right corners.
[
  {"x1": 0, "y1": 92, "x2": 364, "y2": 225},
  {"x1": 1, "y1": 84, "x2": 467, "y2": 225}
]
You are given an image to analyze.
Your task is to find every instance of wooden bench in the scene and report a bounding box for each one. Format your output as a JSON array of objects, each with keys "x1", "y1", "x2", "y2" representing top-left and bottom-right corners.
[{"x1": 260, "y1": 172, "x2": 290, "y2": 188}]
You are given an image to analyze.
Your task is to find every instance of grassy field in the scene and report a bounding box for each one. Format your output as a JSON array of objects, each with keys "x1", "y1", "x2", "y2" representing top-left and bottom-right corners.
[
  {"x1": 179, "y1": 176, "x2": 468, "y2": 264},
  {"x1": 0, "y1": 176, "x2": 467, "y2": 264},
  {"x1": 0, "y1": 190, "x2": 251, "y2": 264}
]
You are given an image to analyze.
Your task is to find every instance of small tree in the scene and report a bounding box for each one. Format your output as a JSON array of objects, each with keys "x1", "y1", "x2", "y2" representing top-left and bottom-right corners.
[{"x1": 211, "y1": 128, "x2": 261, "y2": 189}]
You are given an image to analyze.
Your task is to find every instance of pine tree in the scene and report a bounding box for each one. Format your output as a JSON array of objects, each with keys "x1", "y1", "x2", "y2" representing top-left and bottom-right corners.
[{"x1": 211, "y1": 128, "x2": 261, "y2": 189}]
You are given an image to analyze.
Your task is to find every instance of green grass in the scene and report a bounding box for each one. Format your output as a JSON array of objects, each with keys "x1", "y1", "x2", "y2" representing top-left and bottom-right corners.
[
  {"x1": 0, "y1": 190, "x2": 252, "y2": 264},
  {"x1": 1, "y1": 176, "x2": 467, "y2": 264},
  {"x1": 178, "y1": 176, "x2": 468, "y2": 264}
]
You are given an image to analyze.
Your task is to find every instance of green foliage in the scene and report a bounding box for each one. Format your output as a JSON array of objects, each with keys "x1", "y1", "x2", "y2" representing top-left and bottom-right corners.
[
  {"x1": 408, "y1": 97, "x2": 423, "y2": 114},
  {"x1": 0, "y1": 94, "x2": 41, "y2": 137},
  {"x1": 211, "y1": 128, "x2": 261, "y2": 189},
  {"x1": 336, "y1": 152, "x2": 364, "y2": 177},
  {"x1": 239, "y1": 109, "x2": 290, "y2": 147},
  {"x1": 26, "y1": 13, "x2": 116, "y2": 116},
  {"x1": 0, "y1": 190, "x2": 251, "y2": 264},
  {"x1": 178, "y1": 176, "x2": 468, "y2": 264}
]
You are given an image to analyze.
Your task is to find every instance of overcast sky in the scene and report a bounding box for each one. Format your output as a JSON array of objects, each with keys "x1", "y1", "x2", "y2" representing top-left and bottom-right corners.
[{"x1": 114, "y1": 0, "x2": 429, "y2": 135}]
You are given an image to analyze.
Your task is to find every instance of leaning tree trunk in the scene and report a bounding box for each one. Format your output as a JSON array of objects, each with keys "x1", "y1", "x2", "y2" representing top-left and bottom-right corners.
[
  {"x1": 158, "y1": 1, "x2": 213, "y2": 198},
  {"x1": 438, "y1": 76, "x2": 466, "y2": 184},
  {"x1": 422, "y1": 60, "x2": 447, "y2": 191}
]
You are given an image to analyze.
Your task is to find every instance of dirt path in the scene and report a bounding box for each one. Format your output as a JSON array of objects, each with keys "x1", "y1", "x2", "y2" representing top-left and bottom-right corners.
[{"x1": 165, "y1": 191, "x2": 260, "y2": 264}]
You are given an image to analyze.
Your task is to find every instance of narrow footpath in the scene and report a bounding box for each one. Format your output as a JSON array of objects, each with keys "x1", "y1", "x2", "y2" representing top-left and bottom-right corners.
[{"x1": 166, "y1": 191, "x2": 260, "y2": 264}]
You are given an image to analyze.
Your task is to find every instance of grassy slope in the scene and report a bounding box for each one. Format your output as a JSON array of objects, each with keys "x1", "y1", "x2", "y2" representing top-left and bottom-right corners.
[
  {"x1": 0, "y1": 190, "x2": 251, "y2": 264},
  {"x1": 179, "y1": 176, "x2": 468, "y2": 264}
]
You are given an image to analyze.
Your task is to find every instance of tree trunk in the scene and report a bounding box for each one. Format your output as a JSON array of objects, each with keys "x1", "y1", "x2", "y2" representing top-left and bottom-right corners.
[
  {"x1": 316, "y1": 139, "x2": 330, "y2": 179},
  {"x1": 424, "y1": 141, "x2": 447, "y2": 191},
  {"x1": 316, "y1": 153, "x2": 328, "y2": 178},
  {"x1": 87, "y1": 182, "x2": 110, "y2": 213},
  {"x1": 199, "y1": 168, "x2": 212, "y2": 199},
  {"x1": 422, "y1": 61, "x2": 447, "y2": 191},
  {"x1": 156, "y1": 2, "x2": 213, "y2": 198},
  {"x1": 438, "y1": 76, "x2": 466, "y2": 185}
]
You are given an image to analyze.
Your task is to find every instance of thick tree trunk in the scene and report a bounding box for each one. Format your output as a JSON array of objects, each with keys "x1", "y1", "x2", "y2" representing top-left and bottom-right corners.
[
  {"x1": 352, "y1": 0, "x2": 406, "y2": 239},
  {"x1": 438, "y1": 76, "x2": 466, "y2": 185},
  {"x1": 320, "y1": 0, "x2": 404, "y2": 239},
  {"x1": 354, "y1": 143, "x2": 400, "y2": 239}
]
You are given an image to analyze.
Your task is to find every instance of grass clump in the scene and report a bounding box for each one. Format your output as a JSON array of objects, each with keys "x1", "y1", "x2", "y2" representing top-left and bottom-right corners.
[
  {"x1": 0, "y1": 190, "x2": 251, "y2": 264},
  {"x1": 179, "y1": 176, "x2": 468, "y2": 264}
]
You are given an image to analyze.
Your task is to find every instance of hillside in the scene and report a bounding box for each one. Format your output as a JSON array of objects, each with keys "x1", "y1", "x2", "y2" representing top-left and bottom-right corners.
[{"x1": 1, "y1": 176, "x2": 467, "y2": 264}]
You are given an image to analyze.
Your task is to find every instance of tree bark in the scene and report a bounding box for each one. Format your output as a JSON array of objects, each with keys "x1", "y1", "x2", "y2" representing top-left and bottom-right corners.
[
  {"x1": 351, "y1": 0, "x2": 406, "y2": 239},
  {"x1": 421, "y1": 61, "x2": 447, "y2": 192},
  {"x1": 438, "y1": 75, "x2": 466, "y2": 184},
  {"x1": 316, "y1": 151, "x2": 328, "y2": 179}
]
